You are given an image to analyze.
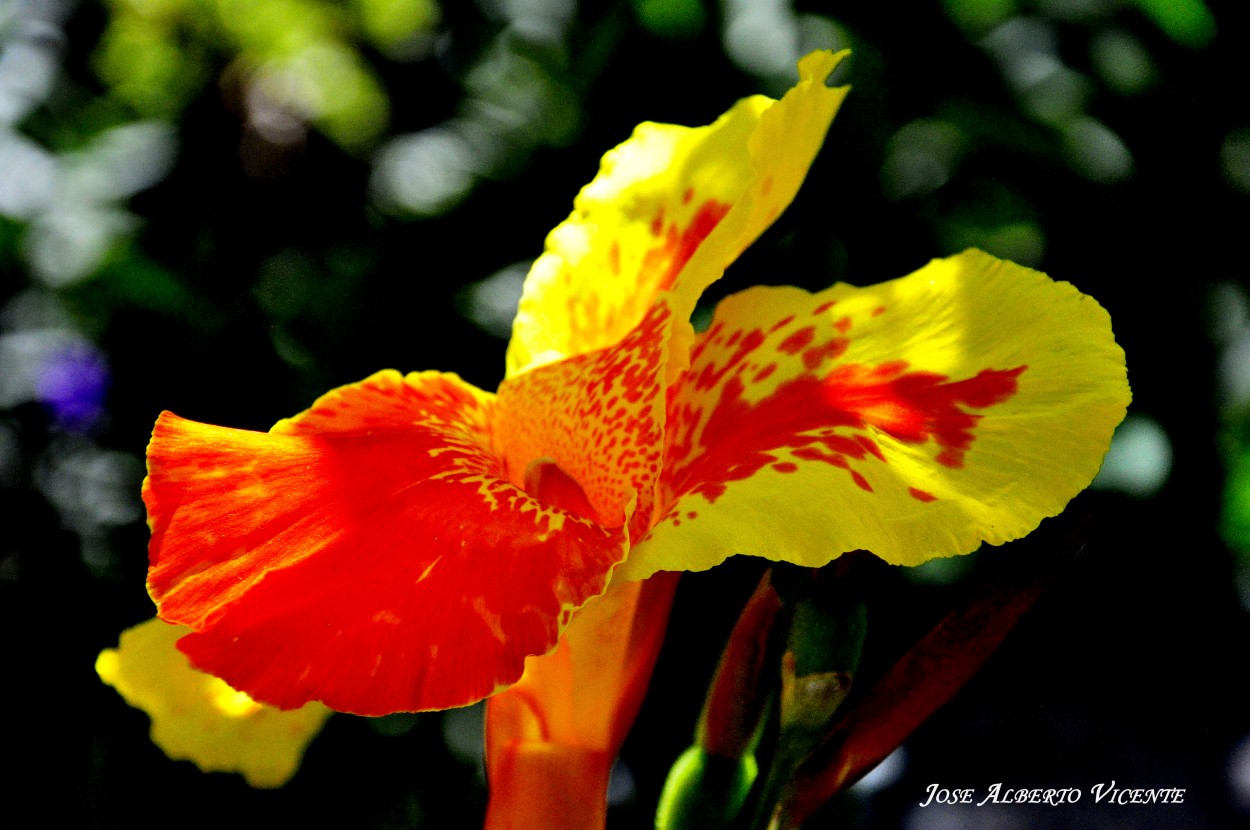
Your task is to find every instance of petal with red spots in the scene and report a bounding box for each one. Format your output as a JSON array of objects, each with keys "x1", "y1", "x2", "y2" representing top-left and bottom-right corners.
[
  {"x1": 617, "y1": 250, "x2": 1129, "y2": 580},
  {"x1": 506, "y1": 51, "x2": 849, "y2": 380},
  {"x1": 495, "y1": 301, "x2": 672, "y2": 543},
  {"x1": 145, "y1": 370, "x2": 629, "y2": 715}
]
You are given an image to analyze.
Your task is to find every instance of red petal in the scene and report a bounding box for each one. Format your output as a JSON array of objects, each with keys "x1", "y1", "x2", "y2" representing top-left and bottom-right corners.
[{"x1": 145, "y1": 370, "x2": 628, "y2": 715}]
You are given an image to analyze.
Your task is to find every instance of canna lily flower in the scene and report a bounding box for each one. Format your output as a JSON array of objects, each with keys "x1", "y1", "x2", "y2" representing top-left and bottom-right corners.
[{"x1": 138, "y1": 46, "x2": 1128, "y2": 816}]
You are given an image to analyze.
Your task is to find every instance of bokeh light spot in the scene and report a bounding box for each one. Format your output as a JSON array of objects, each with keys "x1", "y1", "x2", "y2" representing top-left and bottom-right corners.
[
  {"x1": 459, "y1": 262, "x2": 528, "y2": 339},
  {"x1": 633, "y1": 0, "x2": 706, "y2": 38},
  {"x1": 1090, "y1": 29, "x2": 1157, "y2": 96},
  {"x1": 882, "y1": 119, "x2": 966, "y2": 200},
  {"x1": 371, "y1": 128, "x2": 478, "y2": 216},
  {"x1": 942, "y1": 0, "x2": 1016, "y2": 36},
  {"x1": 442, "y1": 701, "x2": 485, "y2": 770},
  {"x1": 1062, "y1": 116, "x2": 1133, "y2": 182},
  {"x1": 1130, "y1": 0, "x2": 1215, "y2": 49},
  {"x1": 1091, "y1": 412, "x2": 1171, "y2": 498},
  {"x1": 723, "y1": 0, "x2": 800, "y2": 80},
  {"x1": 1221, "y1": 129, "x2": 1250, "y2": 193}
]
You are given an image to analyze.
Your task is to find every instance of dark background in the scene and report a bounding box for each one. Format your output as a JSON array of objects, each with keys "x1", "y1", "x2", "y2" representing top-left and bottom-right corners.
[{"x1": 2, "y1": 0, "x2": 1248, "y2": 827}]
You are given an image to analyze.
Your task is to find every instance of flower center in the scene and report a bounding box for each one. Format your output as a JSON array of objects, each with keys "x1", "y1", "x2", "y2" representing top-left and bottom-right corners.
[{"x1": 523, "y1": 457, "x2": 599, "y2": 523}]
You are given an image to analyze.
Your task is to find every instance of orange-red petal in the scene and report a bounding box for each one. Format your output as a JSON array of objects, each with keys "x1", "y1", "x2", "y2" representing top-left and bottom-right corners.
[
  {"x1": 145, "y1": 370, "x2": 629, "y2": 715},
  {"x1": 483, "y1": 572, "x2": 680, "y2": 829}
]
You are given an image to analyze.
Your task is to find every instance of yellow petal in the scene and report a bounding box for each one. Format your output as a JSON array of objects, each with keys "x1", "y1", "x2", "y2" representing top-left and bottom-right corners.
[
  {"x1": 618, "y1": 249, "x2": 1129, "y2": 580},
  {"x1": 96, "y1": 618, "x2": 331, "y2": 788},
  {"x1": 506, "y1": 50, "x2": 849, "y2": 380}
]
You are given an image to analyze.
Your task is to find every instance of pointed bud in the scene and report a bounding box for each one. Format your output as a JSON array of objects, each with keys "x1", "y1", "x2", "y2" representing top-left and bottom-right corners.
[
  {"x1": 656, "y1": 572, "x2": 782, "y2": 830},
  {"x1": 655, "y1": 746, "x2": 758, "y2": 830}
]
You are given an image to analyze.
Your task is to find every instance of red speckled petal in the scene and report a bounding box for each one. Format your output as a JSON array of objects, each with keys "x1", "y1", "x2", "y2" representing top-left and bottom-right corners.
[
  {"x1": 506, "y1": 51, "x2": 848, "y2": 379},
  {"x1": 617, "y1": 250, "x2": 1129, "y2": 580},
  {"x1": 145, "y1": 370, "x2": 628, "y2": 715},
  {"x1": 496, "y1": 301, "x2": 671, "y2": 542}
]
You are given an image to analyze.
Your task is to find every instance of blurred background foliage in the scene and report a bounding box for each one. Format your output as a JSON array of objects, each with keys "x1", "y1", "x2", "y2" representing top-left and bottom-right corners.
[{"x1": 3, "y1": 0, "x2": 1250, "y2": 827}]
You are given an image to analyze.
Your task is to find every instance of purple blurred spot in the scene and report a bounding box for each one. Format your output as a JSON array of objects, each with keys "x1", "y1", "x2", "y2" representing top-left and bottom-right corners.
[{"x1": 35, "y1": 341, "x2": 109, "y2": 432}]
